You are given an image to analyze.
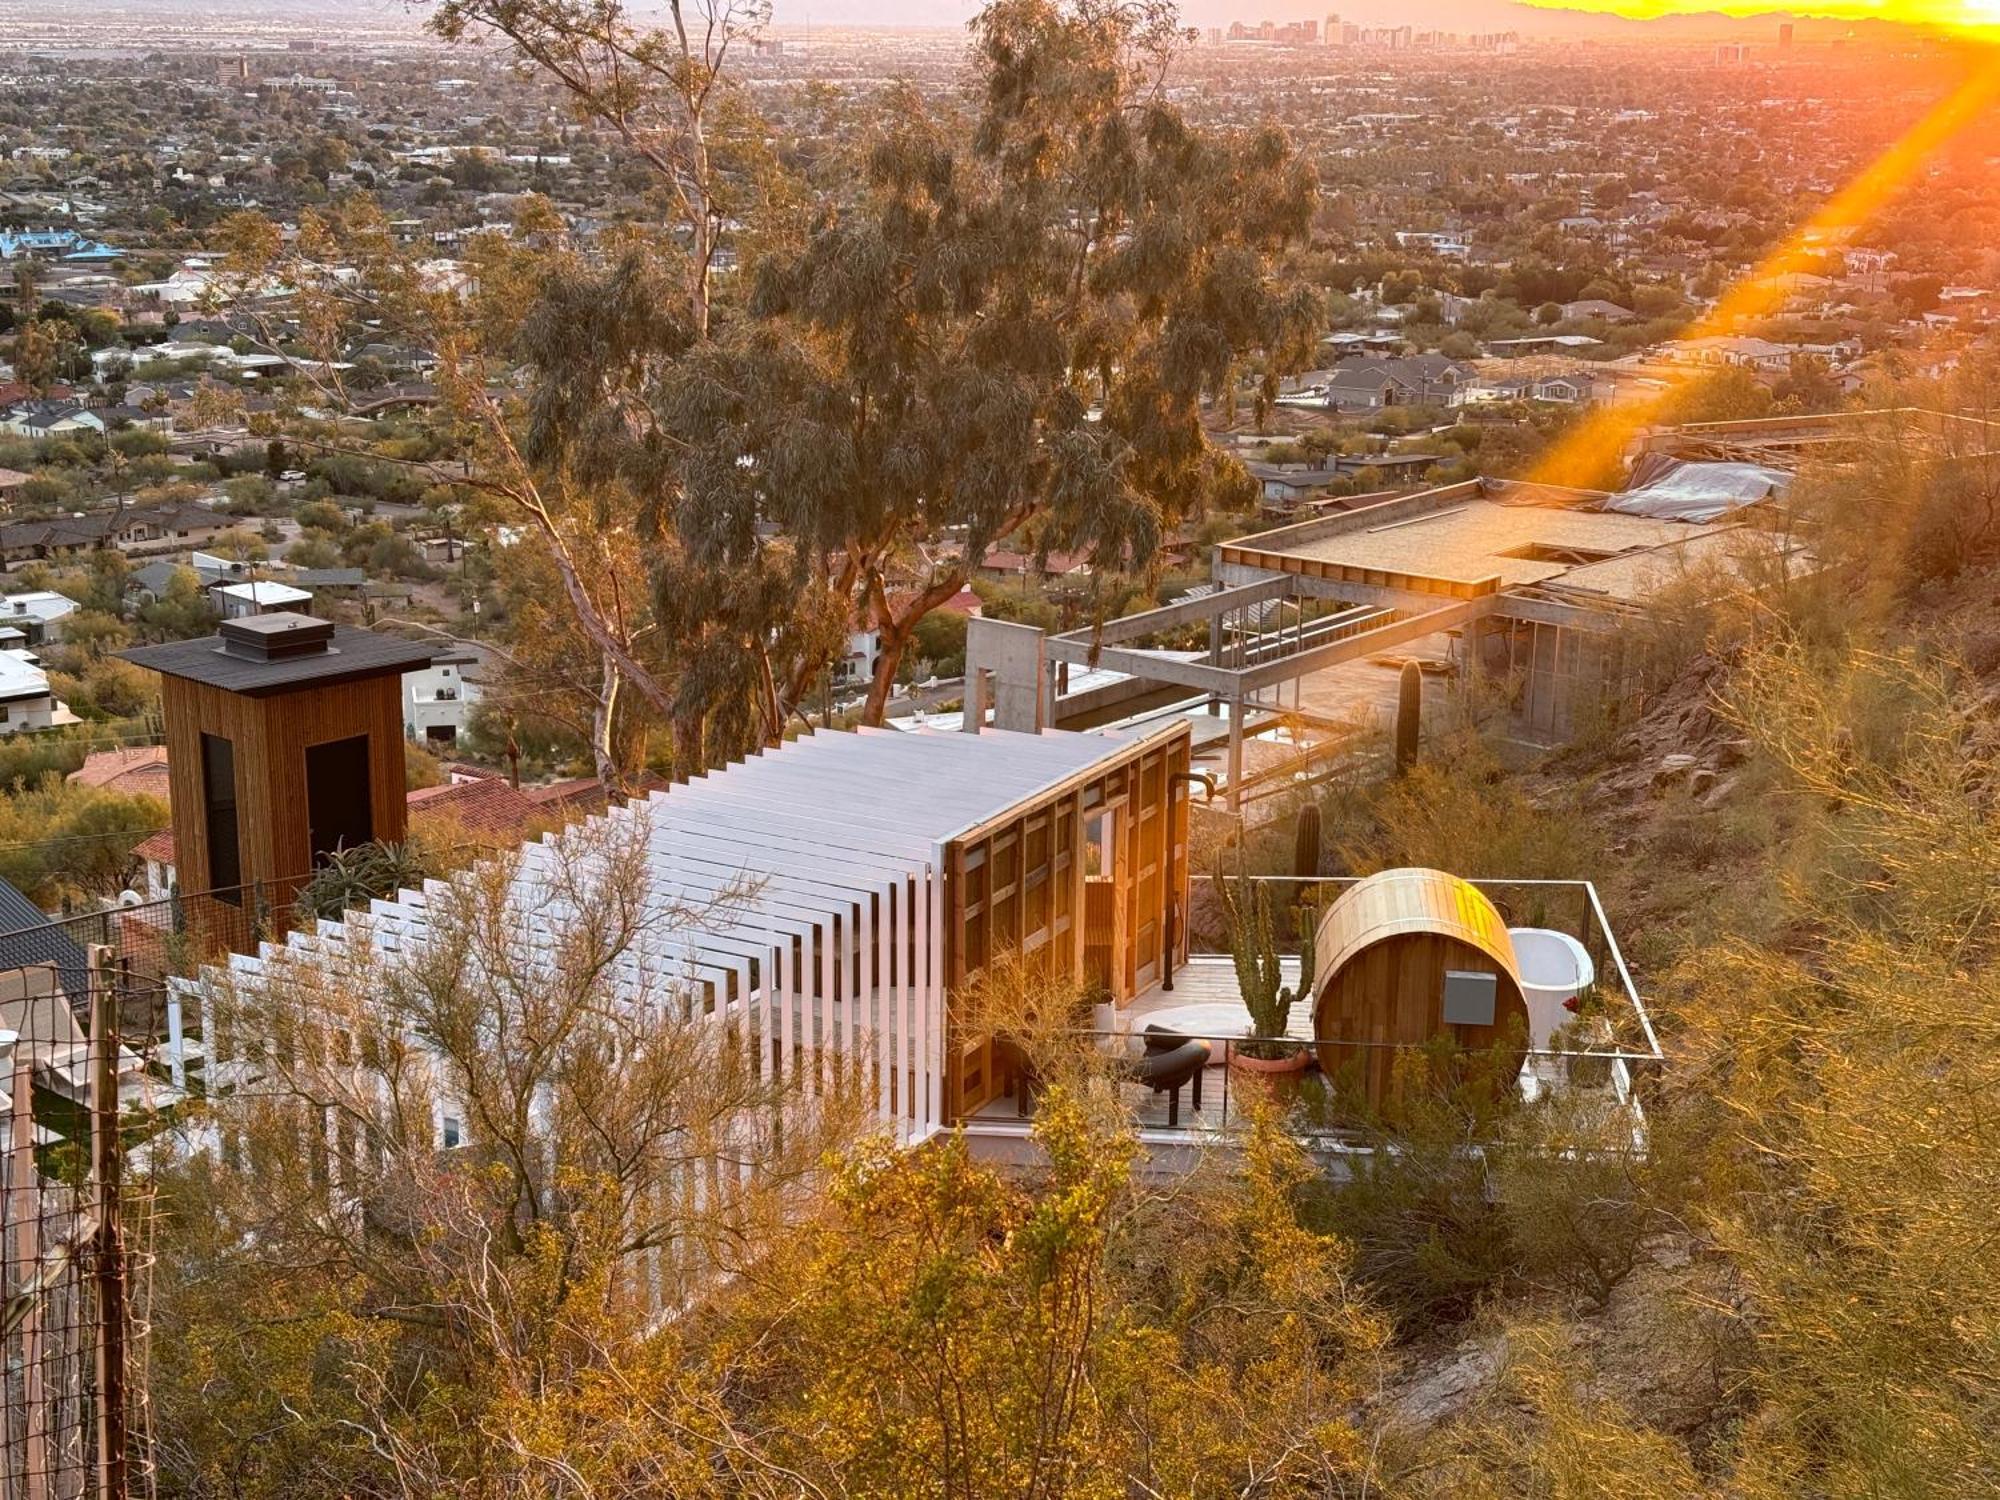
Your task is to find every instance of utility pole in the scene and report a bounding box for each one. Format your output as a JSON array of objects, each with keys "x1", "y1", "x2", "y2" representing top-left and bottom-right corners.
[{"x1": 89, "y1": 945, "x2": 127, "y2": 1500}]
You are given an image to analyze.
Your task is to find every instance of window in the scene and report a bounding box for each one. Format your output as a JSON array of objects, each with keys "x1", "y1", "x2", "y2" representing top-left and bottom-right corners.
[
  {"x1": 440, "y1": 1115, "x2": 463, "y2": 1150},
  {"x1": 1083, "y1": 811, "x2": 1112, "y2": 877},
  {"x1": 202, "y1": 732, "x2": 241, "y2": 902}
]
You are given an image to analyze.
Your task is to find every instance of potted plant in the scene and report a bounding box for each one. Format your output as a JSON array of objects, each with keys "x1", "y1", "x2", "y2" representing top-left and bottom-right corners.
[
  {"x1": 1216, "y1": 870, "x2": 1317, "y2": 1089},
  {"x1": 1556, "y1": 981, "x2": 1613, "y2": 1089}
]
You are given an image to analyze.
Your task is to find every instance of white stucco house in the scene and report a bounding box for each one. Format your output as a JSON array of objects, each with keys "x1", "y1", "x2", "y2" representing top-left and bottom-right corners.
[
  {"x1": 403, "y1": 643, "x2": 484, "y2": 745},
  {"x1": 0, "y1": 650, "x2": 79, "y2": 733},
  {"x1": 0, "y1": 591, "x2": 79, "y2": 647}
]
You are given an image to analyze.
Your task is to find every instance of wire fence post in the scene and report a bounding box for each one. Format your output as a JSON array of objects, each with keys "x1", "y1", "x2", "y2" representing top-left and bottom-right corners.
[
  {"x1": 11, "y1": 1051, "x2": 47, "y2": 1500},
  {"x1": 88, "y1": 946, "x2": 126, "y2": 1500}
]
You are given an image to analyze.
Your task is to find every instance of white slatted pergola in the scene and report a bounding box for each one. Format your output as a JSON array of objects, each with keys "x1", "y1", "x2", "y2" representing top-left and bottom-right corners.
[{"x1": 176, "y1": 722, "x2": 1173, "y2": 1160}]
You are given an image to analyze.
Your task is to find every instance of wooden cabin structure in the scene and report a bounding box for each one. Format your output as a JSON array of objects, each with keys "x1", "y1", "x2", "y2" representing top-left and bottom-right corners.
[
  {"x1": 945, "y1": 723, "x2": 1189, "y2": 1115},
  {"x1": 121, "y1": 615, "x2": 437, "y2": 914},
  {"x1": 1310, "y1": 867, "x2": 1528, "y2": 1106}
]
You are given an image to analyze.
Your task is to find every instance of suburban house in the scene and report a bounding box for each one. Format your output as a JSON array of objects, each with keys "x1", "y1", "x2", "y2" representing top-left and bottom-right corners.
[
  {"x1": 0, "y1": 468, "x2": 31, "y2": 503},
  {"x1": 1459, "y1": 370, "x2": 1612, "y2": 406},
  {"x1": 1486, "y1": 334, "x2": 1604, "y2": 355},
  {"x1": 1304, "y1": 355, "x2": 1478, "y2": 413},
  {"x1": 0, "y1": 591, "x2": 78, "y2": 647},
  {"x1": 403, "y1": 640, "x2": 484, "y2": 744},
  {"x1": 833, "y1": 626, "x2": 883, "y2": 692},
  {"x1": 0, "y1": 650, "x2": 77, "y2": 734},
  {"x1": 213, "y1": 580, "x2": 314, "y2": 619},
  {"x1": 1671, "y1": 335, "x2": 1849, "y2": 373},
  {"x1": 1321, "y1": 366, "x2": 1396, "y2": 411},
  {"x1": 1246, "y1": 459, "x2": 1340, "y2": 510},
  {"x1": 0, "y1": 503, "x2": 235, "y2": 569},
  {"x1": 1559, "y1": 298, "x2": 1636, "y2": 323},
  {"x1": 0, "y1": 402, "x2": 106, "y2": 439},
  {"x1": 0, "y1": 229, "x2": 120, "y2": 262}
]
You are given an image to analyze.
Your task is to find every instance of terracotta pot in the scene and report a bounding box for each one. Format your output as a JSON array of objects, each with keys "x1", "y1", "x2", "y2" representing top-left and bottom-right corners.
[{"x1": 1228, "y1": 1039, "x2": 1311, "y2": 1102}]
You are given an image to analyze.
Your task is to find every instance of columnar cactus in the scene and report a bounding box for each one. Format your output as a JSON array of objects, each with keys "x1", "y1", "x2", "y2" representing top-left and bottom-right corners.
[
  {"x1": 1217, "y1": 871, "x2": 1318, "y2": 1054},
  {"x1": 1293, "y1": 801, "x2": 1322, "y2": 880},
  {"x1": 1395, "y1": 658, "x2": 1424, "y2": 774}
]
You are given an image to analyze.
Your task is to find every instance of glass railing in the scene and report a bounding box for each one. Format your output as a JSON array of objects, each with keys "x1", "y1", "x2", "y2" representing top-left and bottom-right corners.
[
  {"x1": 981, "y1": 1020, "x2": 1643, "y2": 1142},
  {"x1": 1179, "y1": 874, "x2": 1659, "y2": 1071}
]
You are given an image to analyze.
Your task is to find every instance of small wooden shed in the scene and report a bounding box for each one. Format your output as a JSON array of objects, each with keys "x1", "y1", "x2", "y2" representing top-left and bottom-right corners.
[{"x1": 1310, "y1": 867, "x2": 1527, "y2": 1107}]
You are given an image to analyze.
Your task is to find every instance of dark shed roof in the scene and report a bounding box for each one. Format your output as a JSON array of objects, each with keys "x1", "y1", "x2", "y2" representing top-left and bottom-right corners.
[
  {"x1": 119, "y1": 621, "x2": 439, "y2": 697},
  {"x1": 0, "y1": 877, "x2": 88, "y2": 999}
]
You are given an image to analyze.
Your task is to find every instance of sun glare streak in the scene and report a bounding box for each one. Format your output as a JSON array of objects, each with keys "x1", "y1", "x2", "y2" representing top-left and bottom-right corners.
[{"x1": 1528, "y1": 51, "x2": 2000, "y2": 489}]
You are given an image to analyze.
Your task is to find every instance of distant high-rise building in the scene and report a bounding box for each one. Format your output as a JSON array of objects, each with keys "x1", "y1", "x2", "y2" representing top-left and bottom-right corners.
[
  {"x1": 1779, "y1": 22, "x2": 1795, "y2": 47},
  {"x1": 1325, "y1": 13, "x2": 1340, "y2": 45}
]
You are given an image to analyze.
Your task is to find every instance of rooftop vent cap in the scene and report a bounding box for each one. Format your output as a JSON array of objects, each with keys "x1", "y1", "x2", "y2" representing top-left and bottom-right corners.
[{"x1": 217, "y1": 611, "x2": 335, "y2": 662}]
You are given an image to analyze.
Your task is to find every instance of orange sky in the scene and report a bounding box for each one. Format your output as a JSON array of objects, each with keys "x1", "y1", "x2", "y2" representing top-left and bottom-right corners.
[{"x1": 1517, "y1": 0, "x2": 2000, "y2": 35}]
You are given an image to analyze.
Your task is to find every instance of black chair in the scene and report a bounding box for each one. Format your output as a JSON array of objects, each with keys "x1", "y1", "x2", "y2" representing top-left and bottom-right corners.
[{"x1": 1130, "y1": 1033, "x2": 1210, "y2": 1126}]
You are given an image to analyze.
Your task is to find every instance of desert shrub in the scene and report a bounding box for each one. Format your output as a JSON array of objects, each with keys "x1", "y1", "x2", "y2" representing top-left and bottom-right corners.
[
  {"x1": 1493, "y1": 1090, "x2": 1679, "y2": 1310},
  {"x1": 0, "y1": 775, "x2": 165, "y2": 902},
  {"x1": 1328, "y1": 729, "x2": 1604, "y2": 881},
  {"x1": 1305, "y1": 1042, "x2": 1524, "y2": 1330}
]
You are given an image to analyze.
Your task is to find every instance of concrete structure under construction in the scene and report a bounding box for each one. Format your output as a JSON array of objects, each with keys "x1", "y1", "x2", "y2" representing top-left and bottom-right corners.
[{"x1": 966, "y1": 471, "x2": 1808, "y2": 807}]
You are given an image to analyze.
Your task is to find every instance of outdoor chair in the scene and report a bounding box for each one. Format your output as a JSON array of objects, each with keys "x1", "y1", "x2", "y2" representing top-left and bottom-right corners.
[{"x1": 1130, "y1": 1032, "x2": 1210, "y2": 1126}]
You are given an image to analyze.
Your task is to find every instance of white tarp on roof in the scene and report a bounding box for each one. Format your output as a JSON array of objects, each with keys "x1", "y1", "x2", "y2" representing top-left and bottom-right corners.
[{"x1": 1604, "y1": 456, "x2": 1792, "y2": 523}]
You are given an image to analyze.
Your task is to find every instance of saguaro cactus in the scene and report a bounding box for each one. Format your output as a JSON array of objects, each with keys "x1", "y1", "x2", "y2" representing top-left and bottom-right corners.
[
  {"x1": 1216, "y1": 871, "x2": 1318, "y2": 1055},
  {"x1": 1293, "y1": 801, "x2": 1322, "y2": 879},
  {"x1": 1395, "y1": 659, "x2": 1424, "y2": 774}
]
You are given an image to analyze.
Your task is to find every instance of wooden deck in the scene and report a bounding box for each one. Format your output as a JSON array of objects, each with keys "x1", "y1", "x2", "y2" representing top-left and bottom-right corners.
[{"x1": 1121, "y1": 953, "x2": 1309, "y2": 1040}]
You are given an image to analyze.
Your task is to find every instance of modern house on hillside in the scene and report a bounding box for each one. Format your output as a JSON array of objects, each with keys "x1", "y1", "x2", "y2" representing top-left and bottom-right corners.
[
  {"x1": 143, "y1": 657, "x2": 1193, "y2": 1132},
  {"x1": 95, "y1": 613, "x2": 1652, "y2": 1312}
]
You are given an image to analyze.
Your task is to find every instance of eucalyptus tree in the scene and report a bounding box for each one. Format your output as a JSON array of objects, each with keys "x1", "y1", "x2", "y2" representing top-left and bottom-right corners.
[
  {"x1": 430, "y1": 0, "x2": 773, "y2": 340},
  {"x1": 524, "y1": 0, "x2": 1322, "y2": 731},
  {"x1": 240, "y1": 1, "x2": 1319, "y2": 773}
]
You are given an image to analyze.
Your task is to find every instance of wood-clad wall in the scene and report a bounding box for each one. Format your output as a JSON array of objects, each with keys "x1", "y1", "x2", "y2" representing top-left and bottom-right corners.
[
  {"x1": 160, "y1": 673, "x2": 408, "y2": 913},
  {"x1": 1313, "y1": 932, "x2": 1529, "y2": 1109},
  {"x1": 943, "y1": 727, "x2": 1191, "y2": 1120}
]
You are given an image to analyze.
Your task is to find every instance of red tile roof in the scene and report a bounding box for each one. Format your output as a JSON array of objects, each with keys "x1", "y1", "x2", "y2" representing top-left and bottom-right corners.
[
  {"x1": 69, "y1": 746, "x2": 172, "y2": 803},
  {"x1": 132, "y1": 828, "x2": 177, "y2": 865},
  {"x1": 522, "y1": 772, "x2": 669, "y2": 816},
  {"x1": 407, "y1": 776, "x2": 544, "y2": 838}
]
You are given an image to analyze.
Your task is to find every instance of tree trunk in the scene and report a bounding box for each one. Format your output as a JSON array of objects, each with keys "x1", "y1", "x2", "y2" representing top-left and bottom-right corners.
[
  {"x1": 592, "y1": 654, "x2": 623, "y2": 794},
  {"x1": 669, "y1": 0, "x2": 711, "y2": 340},
  {"x1": 860, "y1": 571, "x2": 969, "y2": 727},
  {"x1": 671, "y1": 715, "x2": 705, "y2": 781},
  {"x1": 862, "y1": 627, "x2": 909, "y2": 727}
]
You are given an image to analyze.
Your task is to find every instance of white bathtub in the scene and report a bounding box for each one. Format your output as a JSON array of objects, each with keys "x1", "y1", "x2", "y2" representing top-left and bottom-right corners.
[{"x1": 1508, "y1": 927, "x2": 1595, "y2": 1050}]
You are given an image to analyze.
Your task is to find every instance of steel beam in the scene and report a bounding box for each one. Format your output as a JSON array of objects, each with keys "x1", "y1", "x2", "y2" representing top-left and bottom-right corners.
[{"x1": 1053, "y1": 574, "x2": 1294, "y2": 646}]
